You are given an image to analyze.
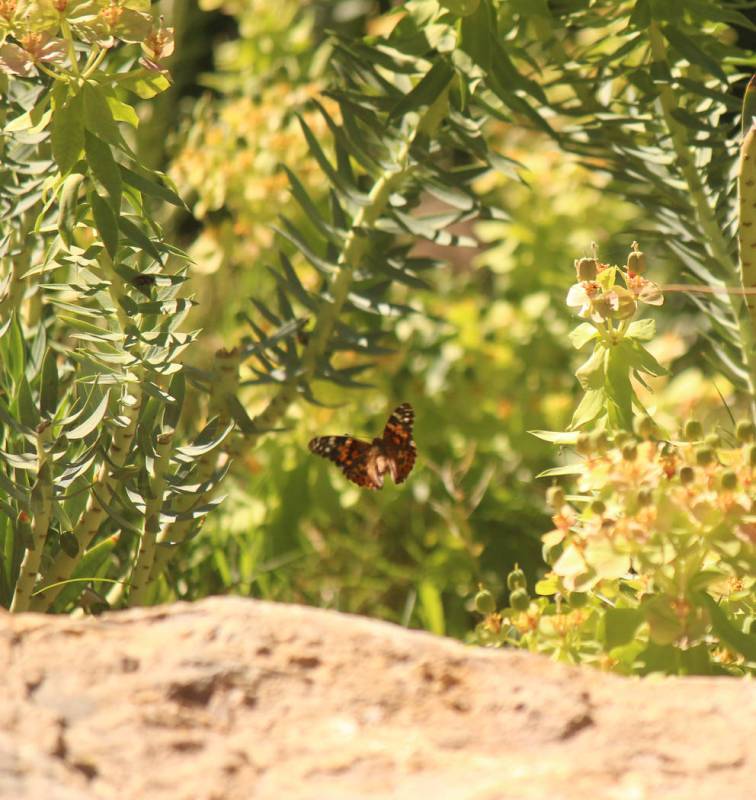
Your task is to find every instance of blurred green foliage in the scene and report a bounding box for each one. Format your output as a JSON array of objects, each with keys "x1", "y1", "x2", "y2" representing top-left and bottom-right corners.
[
  {"x1": 143, "y1": 0, "x2": 642, "y2": 637},
  {"x1": 140, "y1": 0, "x2": 753, "y2": 644}
]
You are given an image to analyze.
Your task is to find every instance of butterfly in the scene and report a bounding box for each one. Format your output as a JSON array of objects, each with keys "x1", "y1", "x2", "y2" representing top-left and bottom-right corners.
[{"x1": 308, "y1": 403, "x2": 416, "y2": 490}]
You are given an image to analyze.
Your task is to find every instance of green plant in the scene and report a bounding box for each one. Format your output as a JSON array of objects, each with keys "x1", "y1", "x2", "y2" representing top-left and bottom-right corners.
[
  {"x1": 0, "y1": 0, "x2": 233, "y2": 613},
  {"x1": 473, "y1": 238, "x2": 755, "y2": 674}
]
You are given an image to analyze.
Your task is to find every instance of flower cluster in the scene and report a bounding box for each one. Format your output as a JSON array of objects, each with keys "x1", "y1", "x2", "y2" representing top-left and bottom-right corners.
[
  {"x1": 546, "y1": 425, "x2": 754, "y2": 596},
  {"x1": 474, "y1": 421, "x2": 755, "y2": 674},
  {"x1": 170, "y1": 84, "x2": 338, "y2": 272},
  {"x1": 566, "y1": 242, "x2": 663, "y2": 325},
  {"x1": 0, "y1": 0, "x2": 172, "y2": 76}
]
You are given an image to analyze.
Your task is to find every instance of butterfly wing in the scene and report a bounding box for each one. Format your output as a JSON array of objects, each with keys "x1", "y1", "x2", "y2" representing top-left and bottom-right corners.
[
  {"x1": 381, "y1": 402, "x2": 416, "y2": 484},
  {"x1": 308, "y1": 435, "x2": 381, "y2": 489}
]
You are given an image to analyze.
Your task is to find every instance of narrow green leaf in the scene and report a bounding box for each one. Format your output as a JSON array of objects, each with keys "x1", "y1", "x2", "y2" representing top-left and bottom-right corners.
[
  {"x1": 85, "y1": 130, "x2": 122, "y2": 211},
  {"x1": 163, "y1": 372, "x2": 185, "y2": 431},
  {"x1": 389, "y1": 60, "x2": 454, "y2": 121},
  {"x1": 535, "y1": 464, "x2": 585, "y2": 478},
  {"x1": 662, "y1": 25, "x2": 727, "y2": 82},
  {"x1": 697, "y1": 592, "x2": 756, "y2": 661},
  {"x1": 90, "y1": 191, "x2": 119, "y2": 258},
  {"x1": 51, "y1": 89, "x2": 84, "y2": 174},
  {"x1": 39, "y1": 348, "x2": 59, "y2": 418},
  {"x1": 57, "y1": 172, "x2": 86, "y2": 247},
  {"x1": 120, "y1": 165, "x2": 186, "y2": 208},
  {"x1": 528, "y1": 430, "x2": 580, "y2": 445},
  {"x1": 117, "y1": 215, "x2": 163, "y2": 263},
  {"x1": 65, "y1": 391, "x2": 110, "y2": 440},
  {"x1": 82, "y1": 81, "x2": 122, "y2": 146}
]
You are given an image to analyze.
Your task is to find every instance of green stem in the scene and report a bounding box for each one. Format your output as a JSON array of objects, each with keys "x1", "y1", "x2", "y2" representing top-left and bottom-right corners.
[
  {"x1": 127, "y1": 428, "x2": 174, "y2": 606},
  {"x1": 30, "y1": 256, "x2": 145, "y2": 612},
  {"x1": 81, "y1": 47, "x2": 108, "y2": 79},
  {"x1": 60, "y1": 19, "x2": 80, "y2": 78},
  {"x1": 648, "y1": 23, "x2": 756, "y2": 412},
  {"x1": 9, "y1": 424, "x2": 54, "y2": 613},
  {"x1": 28, "y1": 380, "x2": 144, "y2": 612}
]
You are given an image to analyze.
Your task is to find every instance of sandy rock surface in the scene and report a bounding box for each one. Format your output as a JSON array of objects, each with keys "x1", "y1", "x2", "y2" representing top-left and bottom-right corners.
[{"x1": 1, "y1": 596, "x2": 754, "y2": 800}]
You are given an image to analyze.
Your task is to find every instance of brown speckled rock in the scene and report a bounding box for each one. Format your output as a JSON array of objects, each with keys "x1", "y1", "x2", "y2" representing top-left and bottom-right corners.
[{"x1": 1, "y1": 597, "x2": 754, "y2": 799}]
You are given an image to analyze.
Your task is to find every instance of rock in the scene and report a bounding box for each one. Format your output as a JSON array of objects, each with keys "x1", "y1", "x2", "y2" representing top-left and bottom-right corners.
[{"x1": 1, "y1": 597, "x2": 753, "y2": 799}]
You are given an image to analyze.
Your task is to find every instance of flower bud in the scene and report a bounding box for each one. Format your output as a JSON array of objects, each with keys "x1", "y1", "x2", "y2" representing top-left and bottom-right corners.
[
  {"x1": 695, "y1": 446, "x2": 714, "y2": 467},
  {"x1": 704, "y1": 433, "x2": 721, "y2": 449},
  {"x1": 622, "y1": 442, "x2": 638, "y2": 461},
  {"x1": 683, "y1": 419, "x2": 703, "y2": 441},
  {"x1": 590, "y1": 499, "x2": 606, "y2": 515},
  {"x1": 721, "y1": 470, "x2": 737, "y2": 490},
  {"x1": 626, "y1": 245, "x2": 647, "y2": 275},
  {"x1": 633, "y1": 416, "x2": 656, "y2": 440},
  {"x1": 546, "y1": 485, "x2": 565, "y2": 510},
  {"x1": 748, "y1": 444, "x2": 756, "y2": 467},
  {"x1": 589, "y1": 430, "x2": 609, "y2": 454},
  {"x1": 679, "y1": 465, "x2": 695, "y2": 484},
  {"x1": 474, "y1": 588, "x2": 496, "y2": 615},
  {"x1": 575, "y1": 257, "x2": 599, "y2": 281},
  {"x1": 507, "y1": 565, "x2": 527, "y2": 592},
  {"x1": 575, "y1": 433, "x2": 592, "y2": 456},
  {"x1": 735, "y1": 420, "x2": 755, "y2": 443},
  {"x1": 613, "y1": 430, "x2": 632, "y2": 448},
  {"x1": 509, "y1": 587, "x2": 530, "y2": 612},
  {"x1": 637, "y1": 488, "x2": 653, "y2": 506}
]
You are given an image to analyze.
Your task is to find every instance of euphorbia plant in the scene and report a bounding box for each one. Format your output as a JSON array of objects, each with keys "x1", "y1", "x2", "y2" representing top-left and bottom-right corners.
[{"x1": 473, "y1": 234, "x2": 755, "y2": 674}]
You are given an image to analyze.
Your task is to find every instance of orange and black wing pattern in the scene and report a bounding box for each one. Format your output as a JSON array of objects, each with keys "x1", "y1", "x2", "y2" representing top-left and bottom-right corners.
[
  {"x1": 382, "y1": 402, "x2": 416, "y2": 484},
  {"x1": 308, "y1": 435, "x2": 379, "y2": 489}
]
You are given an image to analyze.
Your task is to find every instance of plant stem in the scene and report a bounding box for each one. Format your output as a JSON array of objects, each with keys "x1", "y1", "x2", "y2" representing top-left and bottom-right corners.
[
  {"x1": 127, "y1": 428, "x2": 174, "y2": 606},
  {"x1": 28, "y1": 380, "x2": 144, "y2": 612},
  {"x1": 648, "y1": 23, "x2": 756, "y2": 414},
  {"x1": 9, "y1": 425, "x2": 54, "y2": 613}
]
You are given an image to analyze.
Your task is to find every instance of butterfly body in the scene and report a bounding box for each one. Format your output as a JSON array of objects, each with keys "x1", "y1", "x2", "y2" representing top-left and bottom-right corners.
[{"x1": 308, "y1": 403, "x2": 416, "y2": 490}]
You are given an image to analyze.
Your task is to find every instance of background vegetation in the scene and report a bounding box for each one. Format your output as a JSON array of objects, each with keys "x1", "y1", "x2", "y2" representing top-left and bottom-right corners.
[{"x1": 1, "y1": 0, "x2": 753, "y2": 674}]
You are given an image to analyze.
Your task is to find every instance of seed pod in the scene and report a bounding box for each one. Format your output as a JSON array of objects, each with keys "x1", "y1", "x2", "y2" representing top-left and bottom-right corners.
[
  {"x1": 590, "y1": 499, "x2": 606, "y2": 515},
  {"x1": 474, "y1": 588, "x2": 496, "y2": 615},
  {"x1": 637, "y1": 488, "x2": 653, "y2": 506},
  {"x1": 721, "y1": 470, "x2": 738, "y2": 490},
  {"x1": 633, "y1": 416, "x2": 656, "y2": 440},
  {"x1": 507, "y1": 566, "x2": 527, "y2": 592},
  {"x1": 622, "y1": 442, "x2": 638, "y2": 461},
  {"x1": 509, "y1": 587, "x2": 530, "y2": 612},
  {"x1": 679, "y1": 465, "x2": 696, "y2": 484},
  {"x1": 589, "y1": 430, "x2": 609, "y2": 454},
  {"x1": 683, "y1": 419, "x2": 703, "y2": 441},
  {"x1": 575, "y1": 257, "x2": 599, "y2": 281},
  {"x1": 695, "y1": 446, "x2": 715, "y2": 467},
  {"x1": 626, "y1": 249, "x2": 646, "y2": 274},
  {"x1": 748, "y1": 444, "x2": 756, "y2": 466}
]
